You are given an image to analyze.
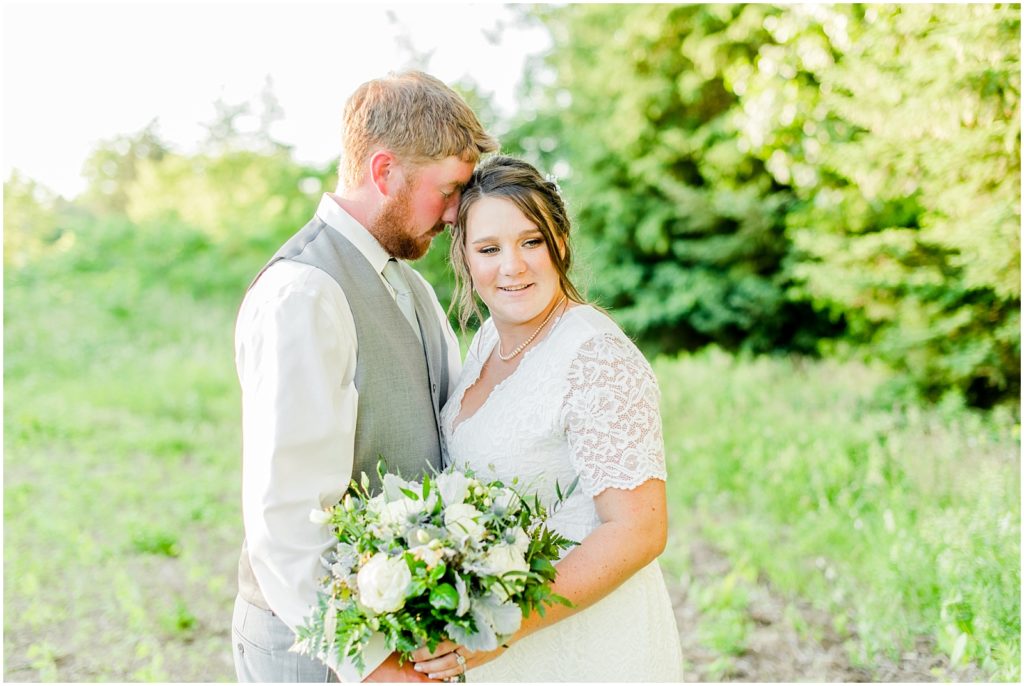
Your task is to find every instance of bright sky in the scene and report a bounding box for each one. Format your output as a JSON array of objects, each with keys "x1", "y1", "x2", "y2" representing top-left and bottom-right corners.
[{"x1": 1, "y1": 1, "x2": 552, "y2": 198}]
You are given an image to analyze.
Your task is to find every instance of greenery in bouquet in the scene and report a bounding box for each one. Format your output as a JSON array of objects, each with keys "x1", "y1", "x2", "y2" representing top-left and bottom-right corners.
[{"x1": 291, "y1": 464, "x2": 577, "y2": 673}]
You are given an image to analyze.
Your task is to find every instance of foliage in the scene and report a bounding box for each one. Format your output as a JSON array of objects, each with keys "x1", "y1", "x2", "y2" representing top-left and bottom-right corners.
[
  {"x1": 4, "y1": 211, "x2": 1019, "y2": 678},
  {"x1": 79, "y1": 120, "x2": 169, "y2": 215},
  {"x1": 4, "y1": 215, "x2": 243, "y2": 681},
  {"x1": 2, "y1": 12, "x2": 1020, "y2": 680},
  {"x1": 118, "y1": 83, "x2": 336, "y2": 256},
  {"x1": 510, "y1": 3, "x2": 1020, "y2": 405},
  {"x1": 2, "y1": 170, "x2": 80, "y2": 268},
  {"x1": 503, "y1": 4, "x2": 839, "y2": 355},
  {"x1": 743, "y1": 4, "x2": 1021, "y2": 406},
  {"x1": 123, "y1": 147, "x2": 330, "y2": 253},
  {"x1": 657, "y1": 348, "x2": 1021, "y2": 681}
]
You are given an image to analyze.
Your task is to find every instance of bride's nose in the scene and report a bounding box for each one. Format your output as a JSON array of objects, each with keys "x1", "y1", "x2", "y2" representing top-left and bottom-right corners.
[{"x1": 499, "y1": 249, "x2": 527, "y2": 276}]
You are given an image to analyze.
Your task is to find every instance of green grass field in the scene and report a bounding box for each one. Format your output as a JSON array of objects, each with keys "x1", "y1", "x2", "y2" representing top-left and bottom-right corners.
[
  {"x1": 655, "y1": 351, "x2": 1020, "y2": 680},
  {"x1": 4, "y1": 224, "x2": 1020, "y2": 681}
]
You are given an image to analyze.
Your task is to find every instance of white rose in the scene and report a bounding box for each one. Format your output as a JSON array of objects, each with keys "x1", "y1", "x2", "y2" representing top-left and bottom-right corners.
[
  {"x1": 480, "y1": 543, "x2": 529, "y2": 579},
  {"x1": 479, "y1": 544, "x2": 530, "y2": 602},
  {"x1": 509, "y1": 527, "x2": 531, "y2": 555},
  {"x1": 309, "y1": 508, "x2": 332, "y2": 524},
  {"x1": 379, "y1": 497, "x2": 425, "y2": 529},
  {"x1": 435, "y1": 471, "x2": 471, "y2": 507},
  {"x1": 444, "y1": 503, "x2": 486, "y2": 542},
  {"x1": 357, "y1": 553, "x2": 412, "y2": 614},
  {"x1": 409, "y1": 544, "x2": 445, "y2": 568},
  {"x1": 365, "y1": 494, "x2": 386, "y2": 516},
  {"x1": 382, "y1": 473, "x2": 416, "y2": 502}
]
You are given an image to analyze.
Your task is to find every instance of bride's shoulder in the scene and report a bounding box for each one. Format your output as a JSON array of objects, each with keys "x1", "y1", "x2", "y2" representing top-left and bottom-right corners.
[
  {"x1": 560, "y1": 304, "x2": 631, "y2": 345},
  {"x1": 465, "y1": 317, "x2": 497, "y2": 364},
  {"x1": 559, "y1": 305, "x2": 650, "y2": 365}
]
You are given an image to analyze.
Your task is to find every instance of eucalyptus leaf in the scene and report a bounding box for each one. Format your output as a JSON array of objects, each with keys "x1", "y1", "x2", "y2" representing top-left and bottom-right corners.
[{"x1": 445, "y1": 614, "x2": 497, "y2": 652}]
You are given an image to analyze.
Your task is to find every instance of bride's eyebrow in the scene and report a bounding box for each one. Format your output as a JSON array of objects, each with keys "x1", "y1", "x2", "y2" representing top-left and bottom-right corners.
[{"x1": 471, "y1": 229, "x2": 541, "y2": 245}]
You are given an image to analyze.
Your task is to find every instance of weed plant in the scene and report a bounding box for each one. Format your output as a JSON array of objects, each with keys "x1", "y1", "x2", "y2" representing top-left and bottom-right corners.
[
  {"x1": 656, "y1": 349, "x2": 1020, "y2": 680},
  {"x1": 4, "y1": 217, "x2": 253, "y2": 681},
  {"x1": 4, "y1": 218, "x2": 1020, "y2": 680}
]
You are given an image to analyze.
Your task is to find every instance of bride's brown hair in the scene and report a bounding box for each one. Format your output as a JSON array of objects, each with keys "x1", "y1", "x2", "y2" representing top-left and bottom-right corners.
[{"x1": 449, "y1": 155, "x2": 586, "y2": 331}]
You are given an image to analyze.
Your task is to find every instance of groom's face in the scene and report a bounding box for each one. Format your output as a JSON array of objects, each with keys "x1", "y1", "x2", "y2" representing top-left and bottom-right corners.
[{"x1": 373, "y1": 156, "x2": 475, "y2": 260}]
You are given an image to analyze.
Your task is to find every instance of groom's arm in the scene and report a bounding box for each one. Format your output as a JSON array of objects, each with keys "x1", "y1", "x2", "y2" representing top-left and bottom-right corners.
[{"x1": 236, "y1": 262, "x2": 393, "y2": 681}]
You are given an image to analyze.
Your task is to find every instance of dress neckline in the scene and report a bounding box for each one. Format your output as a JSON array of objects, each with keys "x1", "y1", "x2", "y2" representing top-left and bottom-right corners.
[{"x1": 449, "y1": 305, "x2": 586, "y2": 437}]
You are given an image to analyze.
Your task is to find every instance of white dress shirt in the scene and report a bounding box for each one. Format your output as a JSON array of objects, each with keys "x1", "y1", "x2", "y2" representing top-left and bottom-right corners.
[{"x1": 235, "y1": 194, "x2": 461, "y2": 680}]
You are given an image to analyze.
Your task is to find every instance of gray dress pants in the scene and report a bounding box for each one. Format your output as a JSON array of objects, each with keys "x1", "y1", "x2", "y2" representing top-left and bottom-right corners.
[{"x1": 232, "y1": 594, "x2": 339, "y2": 683}]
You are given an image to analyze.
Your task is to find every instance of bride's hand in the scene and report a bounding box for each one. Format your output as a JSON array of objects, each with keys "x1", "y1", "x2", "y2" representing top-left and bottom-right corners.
[{"x1": 409, "y1": 640, "x2": 506, "y2": 682}]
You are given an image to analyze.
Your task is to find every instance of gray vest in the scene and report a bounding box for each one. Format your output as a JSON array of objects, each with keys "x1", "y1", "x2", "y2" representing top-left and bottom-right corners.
[{"x1": 237, "y1": 215, "x2": 449, "y2": 610}]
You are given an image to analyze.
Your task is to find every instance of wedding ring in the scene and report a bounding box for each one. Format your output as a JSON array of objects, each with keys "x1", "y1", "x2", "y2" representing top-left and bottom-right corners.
[{"x1": 455, "y1": 651, "x2": 467, "y2": 672}]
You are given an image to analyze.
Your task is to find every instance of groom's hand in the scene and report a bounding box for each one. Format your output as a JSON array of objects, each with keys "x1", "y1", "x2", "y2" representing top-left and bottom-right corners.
[{"x1": 364, "y1": 651, "x2": 433, "y2": 682}]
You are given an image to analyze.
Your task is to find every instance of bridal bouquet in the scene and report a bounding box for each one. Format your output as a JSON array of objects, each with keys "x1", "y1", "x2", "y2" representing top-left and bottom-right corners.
[{"x1": 291, "y1": 465, "x2": 576, "y2": 673}]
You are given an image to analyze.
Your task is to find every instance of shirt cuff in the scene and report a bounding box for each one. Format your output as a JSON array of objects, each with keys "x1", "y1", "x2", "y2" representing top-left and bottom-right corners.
[{"x1": 328, "y1": 632, "x2": 390, "y2": 682}]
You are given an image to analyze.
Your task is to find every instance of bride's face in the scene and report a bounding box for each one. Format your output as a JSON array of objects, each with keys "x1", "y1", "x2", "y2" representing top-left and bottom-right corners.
[{"x1": 464, "y1": 196, "x2": 563, "y2": 329}]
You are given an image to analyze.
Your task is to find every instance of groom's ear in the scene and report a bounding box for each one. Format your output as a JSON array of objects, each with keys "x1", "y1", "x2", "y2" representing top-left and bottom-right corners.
[{"x1": 369, "y1": 150, "x2": 398, "y2": 197}]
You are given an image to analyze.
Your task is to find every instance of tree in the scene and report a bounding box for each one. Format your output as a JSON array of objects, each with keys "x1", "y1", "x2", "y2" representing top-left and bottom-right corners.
[
  {"x1": 118, "y1": 87, "x2": 333, "y2": 254},
  {"x1": 80, "y1": 120, "x2": 168, "y2": 215},
  {"x1": 202, "y1": 77, "x2": 291, "y2": 156},
  {"x1": 743, "y1": 4, "x2": 1021, "y2": 405},
  {"x1": 3, "y1": 170, "x2": 62, "y2": 267},
  {"x1": 123, "y1": 148, "x2": 328, "y2": 252},
  {"x1": 505, "y1": 4, "x2": 838, "y2": 355},
  {"x1": 512, "y1": 3, "x2": 1020, "y2": 404}
]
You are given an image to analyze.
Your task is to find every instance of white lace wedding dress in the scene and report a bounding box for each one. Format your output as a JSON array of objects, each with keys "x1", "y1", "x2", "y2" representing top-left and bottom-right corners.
[{"x1": 441, "y1": 305, "x2": 683, "y2": 682}]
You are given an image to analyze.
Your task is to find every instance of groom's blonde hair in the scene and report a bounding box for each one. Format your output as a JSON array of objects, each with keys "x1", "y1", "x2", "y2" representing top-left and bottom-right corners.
[{"x1": 339, "y1": 70, "x2": 498, "y2": 189}]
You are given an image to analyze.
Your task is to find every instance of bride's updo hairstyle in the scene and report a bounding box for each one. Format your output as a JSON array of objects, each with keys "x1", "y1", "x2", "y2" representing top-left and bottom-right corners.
[{"x1": 450, "y1": 155, "x2": 586, "y2": 331}]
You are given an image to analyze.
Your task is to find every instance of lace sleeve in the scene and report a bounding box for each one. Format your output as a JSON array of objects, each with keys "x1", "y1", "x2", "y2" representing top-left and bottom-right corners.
[{"x1": 561, "y1": 333, "x2": 667, "y2": 497}]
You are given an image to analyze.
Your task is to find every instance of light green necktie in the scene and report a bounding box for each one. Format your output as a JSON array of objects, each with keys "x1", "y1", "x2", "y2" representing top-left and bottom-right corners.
[{"x1": 382, "y1": 258, "x2": 423, "y2": 344}]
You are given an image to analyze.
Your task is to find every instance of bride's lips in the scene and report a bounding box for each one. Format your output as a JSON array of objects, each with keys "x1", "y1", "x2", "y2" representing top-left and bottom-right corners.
[{"x1": 497, "y1": 284, "x2": 534, "y2": 295}]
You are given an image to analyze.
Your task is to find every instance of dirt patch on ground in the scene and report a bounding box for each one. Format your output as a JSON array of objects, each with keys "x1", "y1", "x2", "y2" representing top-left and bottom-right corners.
[
  {"x1": 669, "y1": 538, "x2": 988, "y2": 682},
  {"x1": 3, "y1": 521, "x2": 240, "y2": 682},
  {"x1": 6, "y1": 526, "x2": 991, "y2": 682}
]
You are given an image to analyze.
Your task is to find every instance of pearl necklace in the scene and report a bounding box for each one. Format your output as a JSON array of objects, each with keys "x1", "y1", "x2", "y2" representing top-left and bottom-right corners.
[{"x1": 497, "y1": 297, "x2": 567, "y2": 361}]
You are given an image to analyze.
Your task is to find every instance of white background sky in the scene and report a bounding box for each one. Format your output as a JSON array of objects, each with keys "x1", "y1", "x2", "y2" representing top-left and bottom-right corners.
[{"x1": 2, "y1": 1, "x2": 552, "y2": 198}]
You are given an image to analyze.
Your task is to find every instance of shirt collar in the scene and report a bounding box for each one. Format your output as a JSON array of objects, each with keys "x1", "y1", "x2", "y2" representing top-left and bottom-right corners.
[{"x1": 315, "y1": 193, "x2": 392, "y2": 276}]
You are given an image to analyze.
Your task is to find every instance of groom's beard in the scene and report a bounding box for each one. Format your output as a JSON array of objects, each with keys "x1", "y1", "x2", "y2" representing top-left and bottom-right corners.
[{"x1": 371, "y1": 182, "x2": 440, "y2": 261}]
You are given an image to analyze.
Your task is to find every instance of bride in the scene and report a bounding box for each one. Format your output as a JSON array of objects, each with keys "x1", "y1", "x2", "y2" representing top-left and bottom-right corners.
[{"x1": 411, "y1": 156, "x2": 683, "y2": 682}]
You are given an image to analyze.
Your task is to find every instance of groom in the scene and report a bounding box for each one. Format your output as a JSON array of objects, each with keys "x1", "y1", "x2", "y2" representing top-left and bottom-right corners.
[{"x1": 232, "y1": 71, "x2": 497, "y2": 682}]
